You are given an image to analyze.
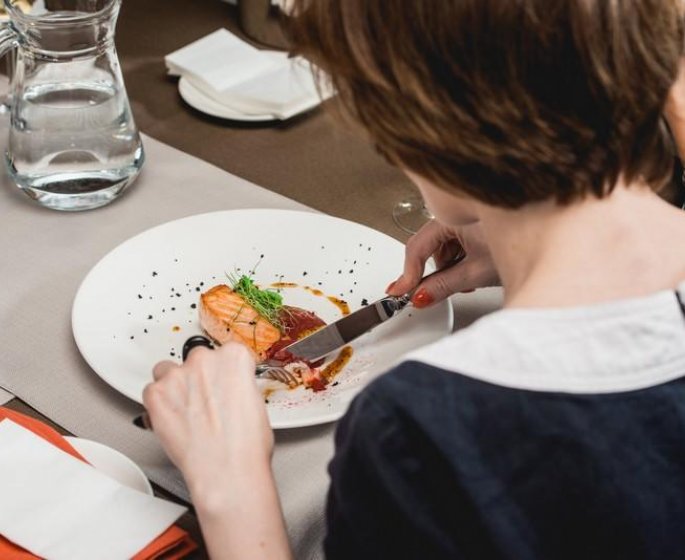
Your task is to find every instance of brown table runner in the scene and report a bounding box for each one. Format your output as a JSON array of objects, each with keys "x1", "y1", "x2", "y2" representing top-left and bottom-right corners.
[{"x1": 115, "y1": 0, "x2": 417, "y2": 242}]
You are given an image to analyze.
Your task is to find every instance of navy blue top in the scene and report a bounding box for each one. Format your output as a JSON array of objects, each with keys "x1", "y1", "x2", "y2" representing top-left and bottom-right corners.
[{"x1": 324, "y1": 362, "x2": 685, "y2": 559}]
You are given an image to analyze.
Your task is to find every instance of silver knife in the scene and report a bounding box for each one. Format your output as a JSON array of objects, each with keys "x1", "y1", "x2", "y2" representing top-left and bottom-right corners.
[
  {"x1": 278, "y1": 294, "x2": 412, "y2": 363},
  {"x1": 278, "y1": 251, "x2": 469, "y2": 363}
]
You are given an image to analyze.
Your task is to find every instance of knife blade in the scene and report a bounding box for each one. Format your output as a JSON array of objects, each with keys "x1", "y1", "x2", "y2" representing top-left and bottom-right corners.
[{"x1": 279, "y1": 294, "x2": 412, "y2": 363}]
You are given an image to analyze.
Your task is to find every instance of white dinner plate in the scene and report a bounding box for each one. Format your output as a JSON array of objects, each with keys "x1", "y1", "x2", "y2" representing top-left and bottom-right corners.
[
  {"x1": 64, "y1": 437, "x2": 153, "y2": 495},
  {"x1": 72, "y1": 209, "x2": 453, "y2": 429},
  {"x1": 178, "y1": 76, "x2": 277, "y2": 122}
]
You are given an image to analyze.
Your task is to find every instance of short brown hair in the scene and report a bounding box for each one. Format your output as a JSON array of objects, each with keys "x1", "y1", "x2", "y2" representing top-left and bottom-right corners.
[{"x1": 288, "y1": 0, "x2": 684, "y2": 208}]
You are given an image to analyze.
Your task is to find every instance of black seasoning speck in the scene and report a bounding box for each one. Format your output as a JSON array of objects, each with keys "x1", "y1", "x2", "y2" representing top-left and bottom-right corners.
[
  {"x1": 349, "y1": 290, "x2": 353, "y2": 294},
  {"x1": 408, "y1": 313, "x2": 413, "y2": 318},
  {"x1": 148, "y1": 297, "x2": 153, "y2": 300},
  {"x1": 127, "y1": 312, "x2": 131, "y2": 316},
  {"x1": 321, "y1": 246, "x2": 325, "y2": 249},
  {"x1": 170, "y1": 352, "x2": 175, "y2": 357},
  {"x1": 249, "y1": 320, "x2": 257, "y2": 325},
  {"x1": 317, "y1": 282, "x2": 322, "y2": 286},
  {"x1": 353, "y1": 260, "x2": 357, "y2": 265},
  {"x1": 359, "y1": 243, "x2": 363, "y2": 247},
  {"x1": 338, "y1": 270, "x2": 342, "y2": 274},
  {"x1": 162, "y1": 309, "x2": 166, "y2": 313},
  {"x1": 152, "y1": 271, "x2": 158, "y2": 277},
  {"x1": 171, "y1": 307, "x2": 176, "y2": 311},
  {"x1": 190, "y1": 303, "x2": 197, "y2": 309},
  {"x1": 260, "y1": 253, "x2": 264, "y2": 258},
  {"x1": 353, "y1": 281, "x2": 357, "y2": 285},
  {"x1": 195, "y1": 287, "x2": 200, "y2": 292},
  {"x1": 185, "y1": 283, "x2": 190, "y2": 286},
  {"x1": 174, "y1": 258, "x2": 178, "y2": 263},
  {"x1": 361, "y1": 298, "x2": 369, "y2": 306},
  {"x1": 200, "y1": 282, "x2": 204, "y2": 286},
  {"x1": 130, "y1": 336, "x2": 134, "y2": 340},
  {"x1": 349, "y1": 269, "x2": 354, "y2": 274},
  {"x1": 332, "y1": 381, "x2": 340, "y2": 387},
  {"x1": 303, "y1": 271, "x2": 308, "y2": 276},
  {"x1": 367, "y1": 247, "x2": 372, "y2": 251},
  {"x1": 144, "y1": 329, "x2": 148, "y2": 334},
  {"x1": 176, "y1": 293, "x2": 182, "y2": 298},
  {"x1": 264, "y1": 399, "x2": 270, "y2": 404},
  {"x1": 212, "y1": 276, "x2": 216, "y2": 279},
  {"x1": 147, "y1": 315, "x2": 153, "y2": 320},
  {"x1": 137, "y1": 294, "x2": 142, "y2": 299}
]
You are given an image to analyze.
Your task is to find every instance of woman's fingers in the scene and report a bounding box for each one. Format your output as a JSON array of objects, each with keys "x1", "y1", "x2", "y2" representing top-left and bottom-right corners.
[
  {"x1": 152, "y1": 360, "x2": 177, "y2": 381},
  {"x1": 387, "y1": 219, "x2": 499, "y2": 307},
  {"x1": 410, "y1": 259, "x2": 477, "y2": 307},
  {"x1": 433, "y1": 237, "x2": 465, "y2": 270},
  {"x1": 388, "y1": 221, "x2": 446, "y2": 295}
]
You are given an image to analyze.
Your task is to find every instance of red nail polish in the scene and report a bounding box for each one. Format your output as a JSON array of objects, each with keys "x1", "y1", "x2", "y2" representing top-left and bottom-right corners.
[
  {"x1": 385, "y1": 281, "x2": 397, "y2": 294},
  {"x1": 411, "y1": 288, "x2": 434, "y2": 308}
]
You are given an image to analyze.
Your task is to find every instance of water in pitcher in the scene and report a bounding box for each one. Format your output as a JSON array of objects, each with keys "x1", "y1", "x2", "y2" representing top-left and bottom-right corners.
[
  {"x1": 0, "y1": 0, "x2": 145, "y2": 211},
  {"x1": 8, "y1": 78, "x2": 144, "y2": 210}
]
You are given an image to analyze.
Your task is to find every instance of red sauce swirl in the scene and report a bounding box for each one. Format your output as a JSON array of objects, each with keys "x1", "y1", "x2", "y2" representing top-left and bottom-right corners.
[{"x1": 266, "y1": 305, "x2": 326, "y2": 365}]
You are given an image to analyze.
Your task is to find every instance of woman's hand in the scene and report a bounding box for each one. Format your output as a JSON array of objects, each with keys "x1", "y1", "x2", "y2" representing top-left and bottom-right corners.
[
  {"x1": 387, "y1": 220, "x2": 499, "y2": 306},
  {"x1": 144, "y1": 342, "x2": 292, "y2": 560},
  {"x1": 143, "y1": 341, "x2": 272, "y2": 496}
]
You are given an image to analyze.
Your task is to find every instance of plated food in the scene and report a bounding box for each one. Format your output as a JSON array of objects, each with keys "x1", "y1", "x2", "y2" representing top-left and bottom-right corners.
[
  {"x1": 199, "y1": 274, "x2": 348, "y2": 392},
  {"x1": 72, "y1": 209, "x2": 453, "y2": 428}
]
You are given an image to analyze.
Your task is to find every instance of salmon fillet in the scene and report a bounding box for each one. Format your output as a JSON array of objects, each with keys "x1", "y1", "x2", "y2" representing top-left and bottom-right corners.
[{"x1": 199, "y1": 284, "x2": 281, "y2": 359}]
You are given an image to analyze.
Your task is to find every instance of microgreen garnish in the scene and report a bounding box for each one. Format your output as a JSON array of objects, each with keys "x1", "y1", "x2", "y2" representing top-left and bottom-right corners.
[{"x1": 227, "y1": 272, "x2": 285, "y2": 330}]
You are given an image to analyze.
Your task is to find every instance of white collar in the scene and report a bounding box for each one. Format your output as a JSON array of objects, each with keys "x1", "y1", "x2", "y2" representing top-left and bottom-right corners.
[{"x1": 406, "y1": 283, "x2": 685, "y2": 394}]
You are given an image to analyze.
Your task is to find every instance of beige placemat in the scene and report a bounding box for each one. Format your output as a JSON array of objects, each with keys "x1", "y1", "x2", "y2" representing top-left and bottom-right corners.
[{"x1": 0, "y1": 128, "x2": 330, "y2": 559}]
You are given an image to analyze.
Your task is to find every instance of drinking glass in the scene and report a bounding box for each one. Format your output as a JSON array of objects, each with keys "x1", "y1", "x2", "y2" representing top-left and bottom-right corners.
[
  {"x1": 392, "y1": 194, "x2": 433, "y2": 234},
  {"x1": 0, "y1": 0, "x2": 144, "y2": 211}
]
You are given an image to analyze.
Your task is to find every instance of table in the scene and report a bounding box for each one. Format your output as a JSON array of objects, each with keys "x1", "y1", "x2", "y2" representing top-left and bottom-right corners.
[
  {"x1": 2, "y1": 1, "x2": 677, "y2": 558},
  {"x1": 1, "y1": 3, "x2": 421, "y2": 558}
]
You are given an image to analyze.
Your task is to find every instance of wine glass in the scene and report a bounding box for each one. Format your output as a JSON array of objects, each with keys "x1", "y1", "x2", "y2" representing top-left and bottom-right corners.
[{"x1": 392, "y1": 194, "x2": 433, "y2": 234}]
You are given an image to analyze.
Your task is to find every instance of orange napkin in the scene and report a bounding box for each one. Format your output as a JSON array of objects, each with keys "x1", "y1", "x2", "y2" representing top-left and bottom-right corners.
[{"x1": 0, "y1": 408, "x2": 197, "y2": 560}]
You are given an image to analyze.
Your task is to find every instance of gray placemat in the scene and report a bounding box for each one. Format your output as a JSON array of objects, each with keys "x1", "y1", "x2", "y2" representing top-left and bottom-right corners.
[
  {"x1": 0, "y1": 128, "x2": 331, "y2": 559},
  {"x1": 0, "y1": 387, "x2": 12, "y2": 406}
]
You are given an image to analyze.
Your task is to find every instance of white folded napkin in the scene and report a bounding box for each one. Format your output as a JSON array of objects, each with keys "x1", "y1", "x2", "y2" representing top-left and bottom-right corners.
[
  {"x1": 0, "y1": 420, "x2": 186, "y2": 560},
  {"x1": 165, "y1": 28, "x2": 324, "y2": 119}
]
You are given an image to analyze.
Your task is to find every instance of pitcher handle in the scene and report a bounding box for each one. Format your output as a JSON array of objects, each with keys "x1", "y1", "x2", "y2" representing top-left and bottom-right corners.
[{"x1": 0, "y1": 23, "x2": 19, "y2": 59}]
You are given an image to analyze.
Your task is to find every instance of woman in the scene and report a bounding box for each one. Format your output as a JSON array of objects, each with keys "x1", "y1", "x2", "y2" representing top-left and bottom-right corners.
[{"x1": 143, "y1": 1, "x2": 685, "y2": 558}]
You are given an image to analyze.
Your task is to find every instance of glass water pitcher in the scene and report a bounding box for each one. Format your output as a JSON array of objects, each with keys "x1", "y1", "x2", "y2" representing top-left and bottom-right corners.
[{"x1": 0, "y1": 0, "x2": 144, "y2": 211}]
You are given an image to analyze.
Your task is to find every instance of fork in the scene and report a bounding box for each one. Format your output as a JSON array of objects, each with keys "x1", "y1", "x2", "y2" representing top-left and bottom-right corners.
[
  {"x1": 183, "y1": 335, "x2": 299, "y2": 385},
  {"x1": 255, "y1": 361, "x2": 299, "y2": 386}
]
